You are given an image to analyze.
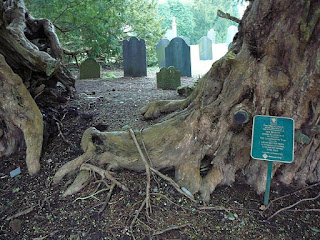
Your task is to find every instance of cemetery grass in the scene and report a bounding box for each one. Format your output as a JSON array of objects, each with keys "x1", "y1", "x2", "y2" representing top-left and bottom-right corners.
[{"x1": 1, "y1": 68, "x2": 320, "y2": 240}]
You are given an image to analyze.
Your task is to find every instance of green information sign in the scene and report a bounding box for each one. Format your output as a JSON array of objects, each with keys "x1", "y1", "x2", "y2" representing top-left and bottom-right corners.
[
  {"x1": 251, "y1": 115, "x2": 294, "y2": 163},
  {"x1": 251, "y1": 115, "x2": 295, "y2": 206}
]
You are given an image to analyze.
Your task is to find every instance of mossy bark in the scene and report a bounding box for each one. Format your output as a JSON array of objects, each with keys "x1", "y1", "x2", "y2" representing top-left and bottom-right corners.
[
  {"x1": 0, "y1": 1, "x2": 74, "y2": 175},
  {"x1": 0, "y1": 54, "x2": 43, "y2": 175},
  {"x1": 57, "y1": 0, "x2": 318, "y2": 200}
]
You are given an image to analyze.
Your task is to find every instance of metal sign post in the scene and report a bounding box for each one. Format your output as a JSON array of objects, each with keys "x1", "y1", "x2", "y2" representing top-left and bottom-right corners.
[{"x1": 251, "y1": 115, "x2": 294, "y2": 206}]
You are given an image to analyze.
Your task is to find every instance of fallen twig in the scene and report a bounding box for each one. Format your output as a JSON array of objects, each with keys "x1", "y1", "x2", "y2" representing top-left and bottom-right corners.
[
  {"x1": 265, "y1": 181, "x2": 320, "y2": 210},
  {"x1": 130, "y1": 199, "x2": 146, "y2": 238},
  {"x1": 55, "y1": 122, "x2": 73, "y2": 146},
  {"x1": 151, "y1": 193, "x2": 187, "y2": 213},
  {"x1": 153, "y1": 223, "x2": 190, "y2": 236},
  {"x1": 199, "y1": 205, "x2": 260, "y2": 213},
  {"x1": 99, "y1": 183, "x2": 116, "y2": 214},
  {"x1": 150, "y1": 167, "x2": 197, "y2": 203},
  {"x1": 6, "y1": 206, "x2": 34, "y2": 221},
  {"x1": 267, "y1": 192, "x2": 320, "y2": 220},
  {"x1": 73, "y1": 188, "x2": 109, "y2": 202}
]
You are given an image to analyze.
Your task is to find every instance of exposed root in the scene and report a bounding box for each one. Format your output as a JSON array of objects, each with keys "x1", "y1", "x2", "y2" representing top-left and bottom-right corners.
[
  {"x1": 52, "y1": 151, "x2": 94, "y2": 184},
  {"x1": 129, "y1": 128, "x2": 152, "y2": 215},
  {"x1": 80, "y1": 164, "x2": 129, "y2": 192},
  {"x1": 62, "y1": 170, "x2": 91, "y2": 197},
  {"x1": 6, "y1": 206, "x2": 35, "y2": 221},
  {"x1": 200, "y1": 167, "x2": 224, "y2": 203},
  {"x1": 140, "y1": 99, "x2": 190, "y2": 120}
]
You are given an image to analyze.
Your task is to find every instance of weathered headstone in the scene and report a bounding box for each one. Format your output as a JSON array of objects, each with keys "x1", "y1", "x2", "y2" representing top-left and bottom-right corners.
[
  {"x1": 156, "y1": 39, "x2": 170, "y2": 68},
  {"x1": 198, "y1": 36, "x2": 213, "y2": 60},
  {"x1": 179, "y1": 36, "x2": 190, "y2": 45},
  {"x1": 123, "y1": 37, "x2": 147, "y2": 77},
  {"x1": 79, "y1": 58, "x2": 101, "y2": 79},
  {"x1": 165, "y1": 37, "x2": 191, "y2": 77},
  {"x1": 156, "y1": 66, "x2": 181, "y2": 90},
  {"x1": 226, "y1": 25, "x2": 238, "y2": 46},
  {"x1": 207, "y1": 28, "x2": 216, "y2": 43}
]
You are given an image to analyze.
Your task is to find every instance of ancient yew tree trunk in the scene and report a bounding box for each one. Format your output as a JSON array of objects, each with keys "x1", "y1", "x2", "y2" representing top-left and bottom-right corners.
[
  {"x1": 55, "y1": 0, "x2": 320, "y2": 201},
  {"x1": 0, "y1": 0, "x2": 74, "y2": 175}
]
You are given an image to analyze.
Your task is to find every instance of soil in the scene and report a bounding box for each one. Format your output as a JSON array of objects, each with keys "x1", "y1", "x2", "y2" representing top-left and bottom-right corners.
[{"x1": 1, "y1": 67, "x2": 320, "y2": 240}]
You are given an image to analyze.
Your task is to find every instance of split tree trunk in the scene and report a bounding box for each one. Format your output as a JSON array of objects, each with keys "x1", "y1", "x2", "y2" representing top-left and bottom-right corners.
[
  {"x1": 54, "y1": 0, "x2": 318, "y2": 200},
  {"x1": 0, "y1": 0, "x2": 75, "y2": 175}
]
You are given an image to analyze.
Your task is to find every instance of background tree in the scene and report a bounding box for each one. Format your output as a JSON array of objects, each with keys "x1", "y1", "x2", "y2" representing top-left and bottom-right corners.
[
  {"x1": 158, "y1": 0, "x2": 195, "y2": 40},
  {"x1": 158, "y1": 0, "x2": 239, "y2": 44},
  {"x1": 192, "y1": 0, "x2": 238, "y2": 43},
  {"x1": 54, "y1": 0, "x2": 320, "y2": 203},
  {"x1": 25, "y1": 0, "x2": 164, "y2": 65}
]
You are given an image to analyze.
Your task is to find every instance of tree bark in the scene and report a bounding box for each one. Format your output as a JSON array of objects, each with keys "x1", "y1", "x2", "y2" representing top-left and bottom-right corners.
[
  {"x1": 55, "y1": 0, "x2": 319, "y2": 200},
  {"x1": 0, "y1": 0, "x2": 75, "y2": 175}
]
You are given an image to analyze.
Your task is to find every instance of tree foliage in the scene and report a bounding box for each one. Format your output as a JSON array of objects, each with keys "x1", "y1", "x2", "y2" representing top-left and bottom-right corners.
[
  {"x1": 158, "y1": 0, "x2": 240, "y2": 44},
  {"x1": 25, "y1": 0, "x2": 164, "y2": 65},
  {"x1": 158, "y1": 0, "x2": 195, "y2": 39},
  {"x1": 192, "y1": 0, "x2": 239, "y2": 43}
]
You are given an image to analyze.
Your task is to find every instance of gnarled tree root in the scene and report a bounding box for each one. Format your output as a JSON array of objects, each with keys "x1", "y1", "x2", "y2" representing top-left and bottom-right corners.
[
  {"x1": 0, "y1": 54, "x2": 43, "y2": 175},
  {"x1": 54, "y1": 110, "x2": 218, "y2": 200}
]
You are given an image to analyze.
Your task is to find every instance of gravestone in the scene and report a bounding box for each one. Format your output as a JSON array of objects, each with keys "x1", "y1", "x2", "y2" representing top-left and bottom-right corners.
[
  {"x1": 179, "y1": 36, "x2": 190, "y2": 45},
  {"x1": 226, "y1": 25, "x2": 238, "y2": 46},
  {"x1": 207, "y1": 28, "x2": 216, "y2": 43},
  {"x1": 79, "y1": 58, "x2": 100, "y2": 79},
  {"x1": 165, "y1": 37, "x2": 191, "y2": 77},
  {"x1": 156, "y1": 66, "x2": 181, "y2": 90},
  {"x1": 123, "y1": 37, "x2": 147, "y2": 77},
  {"x1": 198, "y1": 36, "x2": 213, "y2": 60},
  {"x1": 156, "y1": 39, "x2": 170, "y2": 68}
]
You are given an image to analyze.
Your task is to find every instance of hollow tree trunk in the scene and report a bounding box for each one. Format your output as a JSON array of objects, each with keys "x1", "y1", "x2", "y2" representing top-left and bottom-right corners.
[
  {"x1": 0, "y1": 0, "x2": 75, "y2": 175},
  {"x1": 54, "y1": 0, "x2": 320, "y2": 201}
]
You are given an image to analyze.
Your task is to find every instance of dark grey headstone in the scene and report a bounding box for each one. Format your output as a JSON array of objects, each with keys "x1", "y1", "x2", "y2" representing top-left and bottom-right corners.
[
  {"x1": 179, "y1": 36, "x2": 190, "y2": 45},
  {"x1": 79, "y1": 58, "x2": 100, "y2": 79},
  {"x1": 165, "y1": 37, "x2": 191, "y2": 77},
  {"x1": 199, "y1": 36, "x2": 213, "y2": 60},
  {"x1": 123, "y1": 37, "x2": 147, "y2": 77},
  {"x1": 207, "y1": 28, "x2": 216, "y2": 43},
  {"x1": 156, "y1": 66, "x2": 181, "y2": 90},
  {"x1": 156, "y1": 39, "x2": 170, "y2": 68}
]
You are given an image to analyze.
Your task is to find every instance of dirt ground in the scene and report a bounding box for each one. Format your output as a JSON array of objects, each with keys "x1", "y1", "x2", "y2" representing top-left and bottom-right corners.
[{"x1": 1, "y1": 67, "x2": 320, "y2": 240}]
